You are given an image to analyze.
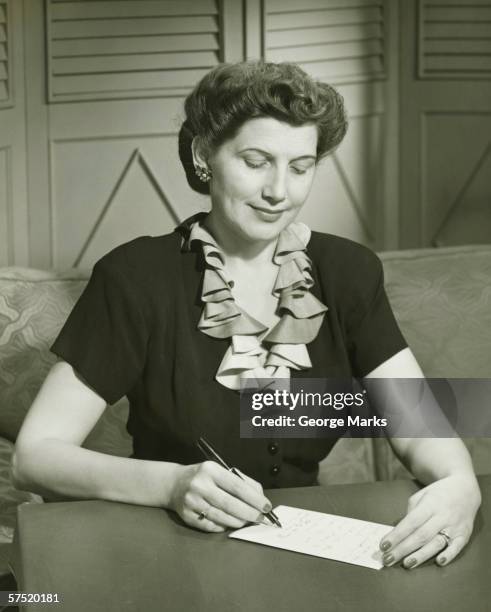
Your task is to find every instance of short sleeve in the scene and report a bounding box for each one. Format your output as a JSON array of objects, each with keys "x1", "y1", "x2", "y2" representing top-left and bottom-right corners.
[
  {"x1": 346, "y1": 252, "x2": 407, "y2": 377},
  {"x1": 50, "y1": 258, "x2": 148, "y2": 404}
]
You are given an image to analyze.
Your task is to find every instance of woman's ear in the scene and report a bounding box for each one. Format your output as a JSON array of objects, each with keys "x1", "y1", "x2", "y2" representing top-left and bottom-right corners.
[{"x1": 191, "y1": 137, "x2": 209, "y2": 170}]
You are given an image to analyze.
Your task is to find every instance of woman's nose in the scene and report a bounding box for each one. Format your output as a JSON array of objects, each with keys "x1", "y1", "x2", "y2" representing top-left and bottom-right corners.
[{"x1": 262, "y1": 168, "x2": 287, "y2": 205}]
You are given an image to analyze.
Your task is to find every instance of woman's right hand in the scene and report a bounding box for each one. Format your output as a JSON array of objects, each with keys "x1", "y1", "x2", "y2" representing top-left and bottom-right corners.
[{"x1": 169, "y1": 461, "x2": 272, "y2": 532}]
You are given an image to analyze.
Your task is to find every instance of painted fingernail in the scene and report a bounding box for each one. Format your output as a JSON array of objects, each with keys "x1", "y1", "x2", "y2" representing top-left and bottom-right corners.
[
  {"x1": 405, "y1": 557, "x2": 417, "y2": 569},
  {"x1": 263, "y1": 502, "x2": 272, "y2": 513},
  {"x1": 437, "y1": 556, "x2": 446, "y2": 566},
  {"x1": 383, "y1": 554, "x2": 395, "y2": 565},
  {"x1": 381, "y1": 541, "x2": 391, "y2": 552}
]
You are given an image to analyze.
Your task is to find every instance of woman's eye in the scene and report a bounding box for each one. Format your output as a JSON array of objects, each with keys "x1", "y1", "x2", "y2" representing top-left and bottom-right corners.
[
  {"x1": 291, "y1": 166, "x2": 308, "y2": 175},
  {"x1": 244, "y1": 159, "x2": 267, "y2": 169}
]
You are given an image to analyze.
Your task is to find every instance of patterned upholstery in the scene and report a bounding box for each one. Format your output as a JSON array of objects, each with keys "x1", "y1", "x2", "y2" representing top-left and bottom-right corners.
[
  {"x1": 382, "y1": 246, "x2": 491, "y2": 378},
  {"x1": 0, "y1": 267, "x2": 131, "y2": 566},
  {"x1": 0, "y1": 268, "x2": 86, "y2": 441},
  {"x1": 0, "y1": 437, "x2": 42, "y2": 534},
  {"x1": 0, "y1": 267, "x2": 132, "y2": 455},
  {"x1": 373, "y1": 245, "x2": 491, "y2": 480},
  {"x1": 0, "y1": 437, "x2": 42, "y2": 576}
]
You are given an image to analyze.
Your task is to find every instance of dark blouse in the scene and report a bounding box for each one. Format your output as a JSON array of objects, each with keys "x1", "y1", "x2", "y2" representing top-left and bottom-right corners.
[{"x1": 51, "y1": 228, "x2": 407, "y2": 488}]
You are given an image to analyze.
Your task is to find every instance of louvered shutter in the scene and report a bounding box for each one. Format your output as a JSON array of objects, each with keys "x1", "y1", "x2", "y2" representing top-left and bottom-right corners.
[
  {"x1": 46, "y1": 0, "x2": 223, "y2": 102},
  {"x1": 0, "y1": 0, "x2": 11, "y2": 106},
  {"x1": 263, "y1": 0, "x2": 386, "y2": 84},
  {"x1": 419, "y1": 1, "x2": 491, "y2": 79}
]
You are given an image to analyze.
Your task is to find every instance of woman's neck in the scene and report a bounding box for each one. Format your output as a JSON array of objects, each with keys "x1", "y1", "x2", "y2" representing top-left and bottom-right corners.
[{"x1": 204, "y1": 211, "x2": 278, "y2": 265}]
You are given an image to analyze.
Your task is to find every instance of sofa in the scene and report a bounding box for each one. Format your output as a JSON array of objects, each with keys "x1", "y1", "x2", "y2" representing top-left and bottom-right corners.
[{"x1": 1, "y1": 244, "x2": 491, "y2": 578}]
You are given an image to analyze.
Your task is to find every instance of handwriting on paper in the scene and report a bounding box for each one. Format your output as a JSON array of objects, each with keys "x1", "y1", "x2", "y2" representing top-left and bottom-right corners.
[{"x1": 229, "y1": 505, "x2": 391, "y2": 570}]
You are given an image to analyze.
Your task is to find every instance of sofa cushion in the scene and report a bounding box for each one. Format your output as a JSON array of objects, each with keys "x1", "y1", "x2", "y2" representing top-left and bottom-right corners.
[
  {"x1": 0, "y1": 268, "x2": 87, "y2": 441},
  {"x1": 318, "y1": 438, "x2": 375, "y2": 485},
  {"x1": 0, "y1": 436, "x2": 42, "y2": 533},
  {"x1": 378, "y1": 245, "x2": 491, "y2": 479},
  {"x1": 381, "y1": 245, "x2": 491, "y2": 377},
  {"x1": 0, "y1": 436, "x2": 43, "y2": 577},
  {"x1": 0, "y1": 267, "x2": 132, "y2": 458}
]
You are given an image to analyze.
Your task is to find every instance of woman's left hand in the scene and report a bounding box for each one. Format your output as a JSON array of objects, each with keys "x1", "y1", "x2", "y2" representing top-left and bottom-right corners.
[{"x1": 379, "y1": 473, "x2": 481, "y2": 569}]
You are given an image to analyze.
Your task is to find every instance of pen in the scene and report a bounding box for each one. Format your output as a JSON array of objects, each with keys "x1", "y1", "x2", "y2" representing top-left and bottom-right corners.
[{"x1": 196, "y1": 436, "x2": 282, "y2": 528}]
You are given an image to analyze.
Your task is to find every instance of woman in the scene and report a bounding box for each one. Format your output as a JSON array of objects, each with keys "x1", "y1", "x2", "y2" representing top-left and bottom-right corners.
[{"x1": 13, "y1": 61, "x2": 480, "y2": 570}]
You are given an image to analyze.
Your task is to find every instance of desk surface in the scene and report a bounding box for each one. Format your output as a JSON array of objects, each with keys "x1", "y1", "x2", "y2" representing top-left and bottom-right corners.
[{"x1": 13, "y1": 475, "x2": 490, "y2": 612}]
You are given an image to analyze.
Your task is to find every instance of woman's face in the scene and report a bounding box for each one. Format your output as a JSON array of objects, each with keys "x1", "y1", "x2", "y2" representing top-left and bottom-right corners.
[{"x1": 205, "y1": 117, "x2": 318, "y2": 245}]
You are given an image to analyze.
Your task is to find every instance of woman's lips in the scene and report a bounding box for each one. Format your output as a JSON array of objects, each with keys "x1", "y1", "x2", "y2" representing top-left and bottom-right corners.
[{"x1": 249, "y1": 204, "x2": 286, "y2": 221}]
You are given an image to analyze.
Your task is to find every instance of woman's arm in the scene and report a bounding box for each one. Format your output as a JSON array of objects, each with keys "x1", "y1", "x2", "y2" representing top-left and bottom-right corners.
[
  {"x1": 364, "y1": 348, "x2": 481, "y2": 568},
  {"x1": 366, "y1": 348, "x2": 477, "y2": 483},
  {"x1": 13, "y1": 361, "x2": 184, "y2": 507},
  {"x1": 13, "y1": 361, "x2": 272, "y2": 532}
]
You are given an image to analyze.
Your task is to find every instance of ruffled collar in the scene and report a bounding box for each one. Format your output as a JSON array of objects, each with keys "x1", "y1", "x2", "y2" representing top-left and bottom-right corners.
[{"x1": 177, "y1": 213, "x2": 328, "y2": 390}]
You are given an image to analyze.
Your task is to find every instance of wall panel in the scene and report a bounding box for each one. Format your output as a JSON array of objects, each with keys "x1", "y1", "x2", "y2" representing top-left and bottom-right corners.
[
  {"x1": 422, "y1": 112, "x2": 491, "y2": 245},
  {"x1": 0, "y1": 0, "x2": 28, "y2": 266},
  {"x1": 0, "y1": 0, "x2": 12, "y2": 262},
  {"x1": 400, "y1": 0, "x2": 491, "y2": 247},
  {"x1": 46, "y1": 0, "x2": 223, "y2": 101},
  {"x1": 0, "y1": 146, "x2": 11, "y2": 263},
  {"x1": 264, "y1": 0, "x2": 387, "y2": 84},
  {"x1": 50, "y1": 132, "x2": 208, "y2": 268},
  {"x1": 419, "y1": 0, "x2": 491, "y2": 79},
  {"x1": 0, "y1": 0, "x2": 12, "y2": 106},
  {"x1": 301, "y1": 110, "x2": 382, "y2": 247}
]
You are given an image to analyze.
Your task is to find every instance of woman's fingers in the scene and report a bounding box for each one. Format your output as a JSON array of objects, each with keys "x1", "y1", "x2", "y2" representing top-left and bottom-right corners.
[
  {"x1": 182, "y1": 506, "x2": 225, "y2": 533},
  {"x1": 198, "y1": 467, "x2": 270, "y2": 525},
  {"x1": 400, "y1": 531, "x2": 468, "y2": 569},
  {"x1": 383, "y1": 522, "x2": 466, "y2": 568},
  {"x1": 199, "y1": 504, "x2": 264, "y2": 530},
  {"x1": 378, "y1": 475, "x2": 480, "y2": 569},
  {"x1": 380, "y1": 501, "x2": 433, "y2": 554},
  {"x1": 380, "y1": 493, "x2": 472, "y2": 568},
  {"x1": 235, "y1": 468, "x2": 264, "y2": 495},
  {"x1": 382, "y1": 516, "x2": 442, "y2": 565},
  {"x1": 202, "y1": 486, "x2": 267, "y2": 526},
  {"x1": 435, "y1": 533, "x2": 468, "y2": 566},
  {"x1": 399, "y1": 530, "x2": 449, "y2": 569},
  {"x1": 181, "y1": 491, "x2": 248, "y2": 531},
  {"x1": 176, "y1": 462, "x2": 270, "y2": 531},
  {"x1": 210, "y1": 463, "x2": 272, "y2": 514}
]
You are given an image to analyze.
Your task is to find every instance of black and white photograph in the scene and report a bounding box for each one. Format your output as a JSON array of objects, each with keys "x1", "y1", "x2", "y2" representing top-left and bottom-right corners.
[{"x1": 0, "y1": 1, "x2": 490, "y2": 610}]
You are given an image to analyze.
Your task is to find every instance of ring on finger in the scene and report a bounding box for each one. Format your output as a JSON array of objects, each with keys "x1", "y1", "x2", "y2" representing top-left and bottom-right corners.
[
  {"x1": 437, "y1": 529, "x2": 452, "y2": 548},
  {"x1": 197, "y1": 506, "x2": 211, "y2": 521},
  {"x1": 403, "y1": 533, "x2": 450, "y2": 569}
]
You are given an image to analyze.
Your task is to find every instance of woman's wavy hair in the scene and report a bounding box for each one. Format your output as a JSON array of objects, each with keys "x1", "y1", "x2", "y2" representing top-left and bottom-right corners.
[{"x1": 179, "y1": 61, "x2": 348, "y2": 195}]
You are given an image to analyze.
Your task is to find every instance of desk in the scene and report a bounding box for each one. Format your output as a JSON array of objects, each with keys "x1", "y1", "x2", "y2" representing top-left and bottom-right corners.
[{"x1": 12, "y1": 476, "x2": 490, "y2": 612}]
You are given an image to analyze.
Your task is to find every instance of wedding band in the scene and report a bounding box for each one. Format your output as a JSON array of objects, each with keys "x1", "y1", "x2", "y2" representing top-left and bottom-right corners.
[
  {"x1": 438, "y1": 529, "x2": 452, "y2": 547},
  {"x1": 197, "y1": 509, "x2": 209, "y2": 521}
]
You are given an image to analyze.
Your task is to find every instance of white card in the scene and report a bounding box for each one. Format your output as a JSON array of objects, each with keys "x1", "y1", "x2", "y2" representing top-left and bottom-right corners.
[{"x1": 229, "y1": 505, "x2": 392, "y2": 570}]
